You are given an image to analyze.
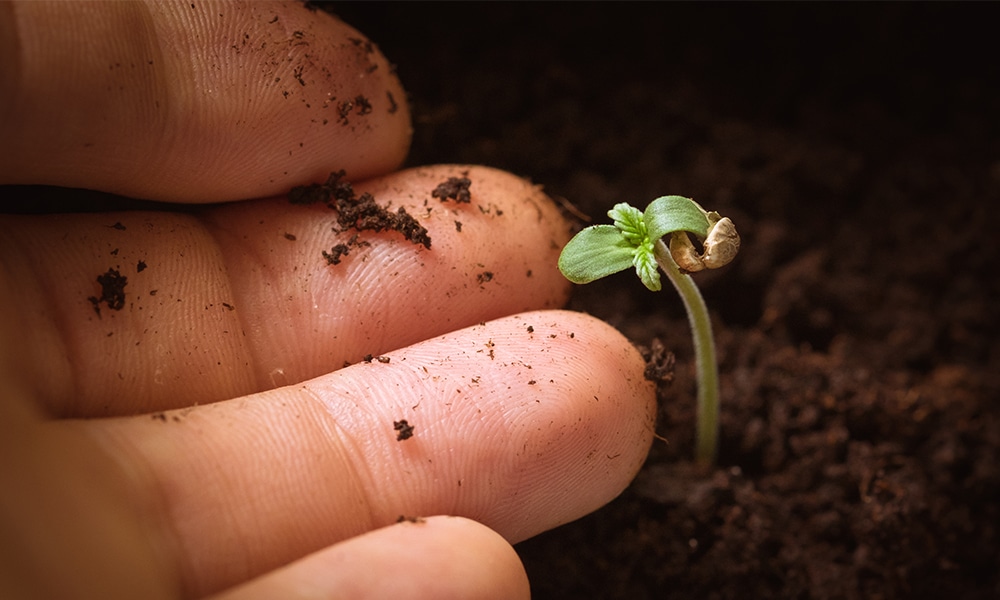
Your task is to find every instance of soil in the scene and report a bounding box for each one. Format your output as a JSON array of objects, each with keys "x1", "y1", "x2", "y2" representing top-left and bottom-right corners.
[
  {"x1": 393, "y1": 419, "x2": 414, "y2": 442},
  {"x1": 87, "y1": 267, "x2": 128, "y2": 315},
  {"x1": 431, "y1": 175, "x2": 473, "y2": 204},
  {"x1": 289, "y1": 169, "x2": 431, "y2": 250},
  {"x1": 336, "y1": 4, "x2": 1000, "y2": 599}
]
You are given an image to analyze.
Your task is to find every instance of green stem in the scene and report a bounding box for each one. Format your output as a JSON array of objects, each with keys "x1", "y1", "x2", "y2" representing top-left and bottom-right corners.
[{"x1": 653, "y1": 239, "x2": 719, "y2": 466}]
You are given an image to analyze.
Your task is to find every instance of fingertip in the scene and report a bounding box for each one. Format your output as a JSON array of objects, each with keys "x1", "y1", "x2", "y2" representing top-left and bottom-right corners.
[
  {"x1": 307, "y1": 308, "x2": 657, "y2": 543},
  {"x1": 0, "y1": 1, "x2": 411, "y2": 202},
  {"x1": 212, "y1": 516, "x2": 529, "y2": 600},
  {"x1": 491, "y1": 310, "x2": 658, "y2": 540}
]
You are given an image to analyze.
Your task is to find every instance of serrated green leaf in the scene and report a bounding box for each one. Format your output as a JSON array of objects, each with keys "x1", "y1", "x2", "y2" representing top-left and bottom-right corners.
[
  {"x1": 557, "y1": 225, "x2": 636, "y2": 284},
  {"x1": 608, "y1": 203, "x2": 646, "y2": 245},
  {"x1": 644, "y1": 196, "x2": 711, "y2": 243},
  {"x1": 633, "y1": 244, "x2": 662, "y2": 291}
]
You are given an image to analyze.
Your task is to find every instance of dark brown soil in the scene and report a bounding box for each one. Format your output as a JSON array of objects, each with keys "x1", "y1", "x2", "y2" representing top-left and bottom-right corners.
[
  {"x1": 289, "y1": 169, "x2": 431, "y2": 249},
  {"x1": 338, "y1": 4, "x2": 1000, "y2": 598},
  {"x1": 393, "y1": 419, "x2": 414, "y2": 442},
  {"x1": 87, "y1": 267, "x2": 128, "y2": 315},
  {"x1": 431, "y1": 175, "x2": 473, "y2": 204}
]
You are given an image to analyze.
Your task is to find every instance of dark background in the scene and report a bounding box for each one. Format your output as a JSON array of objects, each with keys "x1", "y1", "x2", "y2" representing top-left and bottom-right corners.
[
  {"x1": 342, "y1": 4, "x2": 1000, "y2": 599},
  {"x1": 339, "y1": 3, "x2": 998, "y2": 181}
]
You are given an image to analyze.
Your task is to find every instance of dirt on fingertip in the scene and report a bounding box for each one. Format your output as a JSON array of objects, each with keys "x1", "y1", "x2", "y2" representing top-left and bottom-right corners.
[
  {"x1": 290, "y1": 170, "x2": 432, "y2": 256},
  {"x1": 87, "y1": 268, "x2": 128, "y2": 316},
  {"x1": 394, "y1": 419, "x2": 415, "y2": 441},
  {"x1": 431, "y1": 175, "x2": 472, "y2": 204}
]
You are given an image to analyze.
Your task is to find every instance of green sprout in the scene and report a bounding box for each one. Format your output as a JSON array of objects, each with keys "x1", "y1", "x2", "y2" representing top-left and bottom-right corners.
[{"x1": 558, "y1": 196, "x2": 740, "y2": 465}]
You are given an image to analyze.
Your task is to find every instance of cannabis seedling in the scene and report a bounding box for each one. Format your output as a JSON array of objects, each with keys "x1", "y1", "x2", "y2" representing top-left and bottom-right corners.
[{"x1": 558, "y1": 196, "x2": 739, "y2": 465}]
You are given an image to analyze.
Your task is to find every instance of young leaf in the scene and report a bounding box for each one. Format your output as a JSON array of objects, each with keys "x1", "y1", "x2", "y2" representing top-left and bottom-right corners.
[
  {"x1": 608, "y1": 203, "x2": 647, "y2": 245},
  {"x1": 632, "y1": 243, "x2": 661, "y2": 291},
  {"x1": 644, "y1": 195, "x2": 711, "y2": 243},
  {"x1": 557, "y1": 224, "x2": 636, "y2": 284}
]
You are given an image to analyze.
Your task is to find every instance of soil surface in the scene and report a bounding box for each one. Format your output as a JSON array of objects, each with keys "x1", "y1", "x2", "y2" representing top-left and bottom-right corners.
[{"x1": 339, "y1": 4, "x2": 999, "y2": 599}]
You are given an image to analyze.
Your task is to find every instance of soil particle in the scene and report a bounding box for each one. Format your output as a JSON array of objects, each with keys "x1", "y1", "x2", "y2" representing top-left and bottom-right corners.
[
  {"x1": 396, "y1": 515, "x2": 426, "y2": 524},
  {"x1": 476, "y1": 204, "x2": 503, "y2": 216},
  {"x1": 336, "y1": 99, "x2": 353, "y2": 123},
  {"x1": 393, "y1": 419, "x2": 414, "y2": 441},
  {"x1": 354, "y1": 94, "x2": 373, "y2": 115},
  {"x1": 431, "y1": 176, "x2": 472, "y2": 203},
  {"x1": 136, "y1": 260, "x2": 147, "y2": 272},
  {"x1": 322, "y1": 234, "x2": 370, "y2": 265},
  {"x1": 348, "y1": 36, "x2": 375, "y2": 55},
  {"x1": 289, "y1": 170, "x2": 431, "y2": 255},
  {"x1": 87, "y1": 268, "x2": 127, "y2": 316},
  {"x1": 639, "y1": 338, "x2": 676, "y2": 387},
  {"x1": 476, "y1": 271, "x2": 494, "y2": 285},
  {"x1": 334, "y1": 95, "x2": 372, "y2": 125},
  {"x1": 288, "y1": 171, "x2": 345, "y2": 205},
  {"x1": 388, "y1": 206, "x2": 432, "y2": 250},
  {"x1": 321, "y1": 244, "x2": 350, "y2": 265}
]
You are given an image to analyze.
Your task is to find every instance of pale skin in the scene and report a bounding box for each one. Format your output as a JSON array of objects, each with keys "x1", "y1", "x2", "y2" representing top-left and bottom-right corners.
[{"x1": 0, "y1": 2, "x2": 657, "y2": 599}]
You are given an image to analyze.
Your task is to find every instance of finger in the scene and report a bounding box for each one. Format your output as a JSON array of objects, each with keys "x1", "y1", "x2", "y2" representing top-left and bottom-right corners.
[
  {"x1": 0, "y1": 165, "x2": 570, "y2": 417},
  {"x1": 0, "y1": 0, "x2": 410, "y2": 202},
  {"x1": 83, "y1": 310, "x2": 656, "y2": 597},
  {"x1": 210, "y1": 516, "x2": 529, "y2": 600},
  {"x1": 0, "y1": 386, "x2": 175, "y2": 600}
]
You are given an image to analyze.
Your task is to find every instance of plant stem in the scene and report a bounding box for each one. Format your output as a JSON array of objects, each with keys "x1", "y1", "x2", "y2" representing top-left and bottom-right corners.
[{"x1": 653, "y1": 239, "x2": 719, "y2": 466}]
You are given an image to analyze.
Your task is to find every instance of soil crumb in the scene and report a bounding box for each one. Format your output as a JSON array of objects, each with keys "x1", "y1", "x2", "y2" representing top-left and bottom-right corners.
[
  {"x1": 88, "y1": 268, "x2": 128, "y2": 315},
  {"x1": 640, "y1": 338, "x2": 676, "y2": 387},
  {"x1": 393, "y1": 419, "x2": 415, "y2": 441},
  {"x1": 432, "y1": 176, "x2": 472, "y2": 203},
  {"x1": 322, "y1": 233, "x2": 371, "y2": 265},
  {"x1": 396, "y1": 515, "x2": 426, "y2": 524},
  {"x1": 289, "y1": 170, "x2": 431, "y2": 252}
]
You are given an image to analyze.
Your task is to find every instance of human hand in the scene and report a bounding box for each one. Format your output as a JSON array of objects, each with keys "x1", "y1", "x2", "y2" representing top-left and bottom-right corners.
[{"x1": 0, "y1": 2, "x2": 656, "y2": 598}]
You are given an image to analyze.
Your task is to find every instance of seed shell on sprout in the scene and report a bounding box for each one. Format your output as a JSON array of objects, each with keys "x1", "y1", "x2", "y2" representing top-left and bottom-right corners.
[
  {"x1": 703, "y1": 217, "x2": 740, "y2": 269},
  {"x1": 668, "y1": 231, "x2": 706, "y2": 273}
]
